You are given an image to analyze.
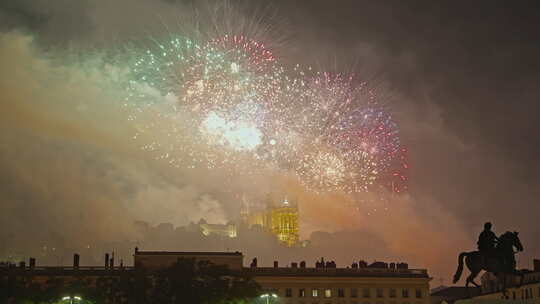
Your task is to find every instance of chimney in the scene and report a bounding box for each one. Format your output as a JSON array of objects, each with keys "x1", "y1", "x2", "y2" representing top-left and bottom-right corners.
[
  {"x1": 110, "y1": 255, "x2": 115, "y2": 270},
  {"x1": 534, "y1": 259, "x2": 540, "y2": 272},
  {"x1": 105, "y1": 253, "x2": 110, "y2": 269},
  {"x1": 397, "y1": 262, "x2": 409, "y2": 269},
  {"x1": 73, "y1": 254, "x2": 80, "y2": 269},
  {"x1": 273, "y1": 261, "x2": 278, "y2": 268},
  {"x1": 300, "y1": 261, "x2": 306, "y2": 268},
  {"x1": 250, "y1": 257, "x2": 258, "y2": 268},
  {"x1": 29, "y1": 258, "x2": 36, "y2": 269}
]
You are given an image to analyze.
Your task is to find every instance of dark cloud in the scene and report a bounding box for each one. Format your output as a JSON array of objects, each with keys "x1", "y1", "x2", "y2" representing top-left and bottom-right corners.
[
  {"x1": 1, "y1": 0, "x2": 540, "y2": 284},
  {"x1": 0, "y1": 0, "x2": 95, "y2": 44}
]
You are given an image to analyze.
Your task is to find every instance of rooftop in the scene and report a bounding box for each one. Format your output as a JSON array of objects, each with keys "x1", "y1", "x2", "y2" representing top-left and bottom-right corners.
[
  {"x1": 244, "y1": 267, "x2": 429, "y2": 278},
  {"x1": 135, "y1": 250, "x2": 242, "y2": 256}
]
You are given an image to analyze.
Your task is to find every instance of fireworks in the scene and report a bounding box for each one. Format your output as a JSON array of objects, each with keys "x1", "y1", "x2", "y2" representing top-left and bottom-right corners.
[
  {"x1": 125, "y1": 34, "x2": 409, "y2": 194},
  {"x1": 286, "y1": 73, "x2": 406, "y2": 193}
]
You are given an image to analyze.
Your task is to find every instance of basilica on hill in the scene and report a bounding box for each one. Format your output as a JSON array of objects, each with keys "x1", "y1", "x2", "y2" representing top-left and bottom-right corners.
[{"x1": 199, "y1": 194, "x2": 300, "y2": 247}]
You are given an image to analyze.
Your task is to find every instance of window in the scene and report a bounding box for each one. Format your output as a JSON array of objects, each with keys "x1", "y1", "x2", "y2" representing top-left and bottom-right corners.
[
  {"x1": 312, "y1": 289, "x2": 319, "y2": 297},
  {"x1": 286, "y1": 288, "x2": 292, "y2": 297},
  {"x1": 402, "y1": 289, "x2": 409, "y2": 298},
  {"x1": 415, "y1": 289, "x2": 422, "y2": 298},
  {"x1": 376, "y1": 288, "x2": 383, "y2": 298},
  {"x1": 363, "y1": 288, "x2": 371, "y2": 298},
  {"x1": 389, "y1": 288, "x2": 396, "y2": 298},
  {"x1": 299, "y1": 288, "x2": 306, "y2": 297},
  {"x1": 324, "y1": 289, "x2": 332, "y2": 298},
  {"x1": 351, "y1": 288, "x2": 358, "y2": 298},
  {"x1": 338, "y1": 288, "x2": 345, "y2": 298}
]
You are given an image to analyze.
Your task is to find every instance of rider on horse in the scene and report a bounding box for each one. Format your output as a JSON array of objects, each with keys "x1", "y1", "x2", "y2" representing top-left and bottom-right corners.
[
  {"x1": 477, "y1": 222, "x2": 498, "y2": 258},
  {"x1": 454, "y1": 224, "x2": 524, "y2": 292}
]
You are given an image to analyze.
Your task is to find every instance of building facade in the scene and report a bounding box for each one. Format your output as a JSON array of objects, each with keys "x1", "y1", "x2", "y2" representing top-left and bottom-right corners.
[
  {"x1": 136, "y1": 250, "x2": 430, "y2": 304},
  {"x1": 250, "y1": 268, "x2": 430, "y2": 304},
  {"x1": 2, "y1": 249, "x2": 430, "y2": 304},
  {"x1": 194, "y1": 194, "x2": 300, "y2": 247},
  {"x1": 442, "y1": 259, "x2": 540, "y2": 303},
  {"x1": 472, "y1": 270, "x2": 540, "y2": 303},
  {"x1": 199, "y1": 220, "x2": 238, "y2": 238}
]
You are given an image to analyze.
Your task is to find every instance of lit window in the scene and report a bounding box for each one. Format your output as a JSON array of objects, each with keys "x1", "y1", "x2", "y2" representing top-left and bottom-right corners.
[
  {"x1": 389, "y1": 288, "x2": 396, "y2": 298},
  {"x1": 363, "y1": 288, "x2": 371, "y2": 298},
  {"x1": 415, "y1": 289, "x2": 422, "y2": 298},
  {"x1": 312, "y1": 289, "x2": 319, "y2": 297},
  {"x1": 285, "y1": 288, "x2": 292, "y2": 297},
  {"x1": 299, "y1": 288, "x2": 305, "y2": 297},
  {"x1": 402, "y1": 289, "x2": 409, "y2": 298},
  {"x1": 351, "y1": 288, "x2": 358, "y2": 298},
  {"x1": 338, "y1": 288, "x2": 345, "y2": 297},
  {"x1": 324, "y1": 289, "x2": 332, "y2": 298},
  {"x1": 376, "y1": 288, "x2": 383, "y2": 298}
]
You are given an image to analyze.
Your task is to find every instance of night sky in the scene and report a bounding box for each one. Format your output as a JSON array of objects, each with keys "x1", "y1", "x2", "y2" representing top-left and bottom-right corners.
[{"x1": 1, "y1": 0, "x2": 539, "y2": 284}]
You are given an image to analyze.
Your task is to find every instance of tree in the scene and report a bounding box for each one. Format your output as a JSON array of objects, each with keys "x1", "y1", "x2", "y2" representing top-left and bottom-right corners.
[
  {"x1": 0, "y1": 258, "x2": 260, "y2": 304},
  {"x1": 149, "y1": 258, "x2": 261, "y2": 304}
]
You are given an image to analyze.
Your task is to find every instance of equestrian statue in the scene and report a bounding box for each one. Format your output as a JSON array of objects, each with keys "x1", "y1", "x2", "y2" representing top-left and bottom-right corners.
[{"x1": 453, "y1": 222, "x2": 524, "y2": 295}]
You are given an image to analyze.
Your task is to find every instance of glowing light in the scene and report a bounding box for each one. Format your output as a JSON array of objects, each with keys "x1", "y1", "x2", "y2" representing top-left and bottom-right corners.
[{"x1": 201, "y1": 112, "x2": 262, "y2": 151}]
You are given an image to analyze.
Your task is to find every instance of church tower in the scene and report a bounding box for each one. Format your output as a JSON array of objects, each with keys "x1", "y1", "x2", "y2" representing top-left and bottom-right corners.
[
  {"x1": 239, "y1": 193, "x2": 250, "y2": 224},
  {"x1": 270, "y1": 196, "x2": 299, "y2": 247}
]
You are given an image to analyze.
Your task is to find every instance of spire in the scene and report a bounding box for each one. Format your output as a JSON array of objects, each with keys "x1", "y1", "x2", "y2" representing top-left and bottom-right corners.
[{"x1": 240, "y1": 193, "x2": 250, "y2": 218}]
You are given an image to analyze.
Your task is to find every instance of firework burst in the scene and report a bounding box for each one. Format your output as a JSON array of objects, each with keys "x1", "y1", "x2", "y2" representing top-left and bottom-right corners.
[{"x1": 125, "y1": 33, "x2": 408, "y2": 194}]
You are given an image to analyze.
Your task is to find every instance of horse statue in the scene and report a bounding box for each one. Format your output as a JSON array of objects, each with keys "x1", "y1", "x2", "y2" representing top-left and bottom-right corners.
[{"x1": 453, "y1": 231, "x2": 524, "y2": 295}]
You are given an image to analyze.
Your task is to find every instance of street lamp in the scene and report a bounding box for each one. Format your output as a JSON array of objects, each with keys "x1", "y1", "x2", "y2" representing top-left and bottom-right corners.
[
  {"x1": 62, "y1": 296, "x2": 82, "y2": 304},
  {"x1": 260, "y1": 293, "x2": 278, "y2": 304}
]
